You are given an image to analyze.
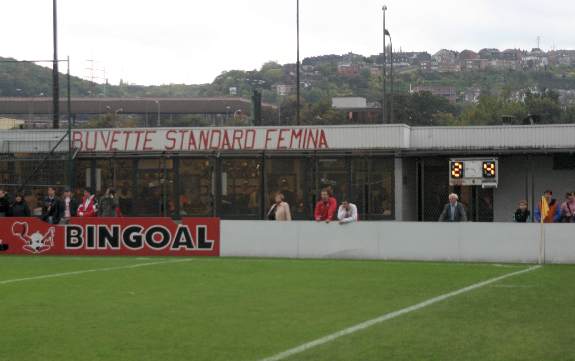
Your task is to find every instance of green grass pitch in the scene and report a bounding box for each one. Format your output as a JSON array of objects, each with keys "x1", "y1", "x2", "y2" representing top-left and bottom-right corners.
[{"x1": 0, "y1": 256, "x2": 573, "y2": 361}]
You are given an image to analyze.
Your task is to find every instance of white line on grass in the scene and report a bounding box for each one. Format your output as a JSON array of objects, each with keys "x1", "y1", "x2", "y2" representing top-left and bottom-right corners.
[
  {"x1": 258, "y1": 265, "x2": 542, "y2": 361},
  {"x1": 0, "y1": 258, "x2": 194, "y2": 286}
]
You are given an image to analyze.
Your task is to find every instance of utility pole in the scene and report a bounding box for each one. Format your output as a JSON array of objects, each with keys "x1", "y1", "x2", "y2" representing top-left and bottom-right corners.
[
  {"x1": 52, "y1": 0, "x2": 60, "y2": 129},
  {"x1": 296, "y1": 0, "x2": 301, "y2": 125},
  {"x1": 382, "y1": 5, "x2": 387, "y2": 124}
]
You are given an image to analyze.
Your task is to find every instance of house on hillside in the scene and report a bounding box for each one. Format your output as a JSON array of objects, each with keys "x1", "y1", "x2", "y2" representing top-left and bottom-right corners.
[
  {"x1": 432, "y1": 49, "x2": 460, "y2": 72},
  {"x1": 393, "y1": 52, "x2": 431, "y2": 66},
  {"x1": 522, "y1": 48, "x2": 549, "y2": 70},
  {"x1": 433, "y1": 49, "x2": 458, "y2": 64},
  {"x1": 337, "y1": 63, "x2": 362, "y2": 76},
  {"x1": 458, "y1": 50, "x2": 488, "y2": 71},
  {"x1": 478, "y1": 48, "x2": 501, "y2": 60},
  {"x1": 274, "y1": 84, "x2": 294, "y2": 97},
  {"x1": 462, "y1": 87, "x2": 482, "y2": 104},
  {"x1": 410, "y1": 84, "x2": 457, "y2": 104}
]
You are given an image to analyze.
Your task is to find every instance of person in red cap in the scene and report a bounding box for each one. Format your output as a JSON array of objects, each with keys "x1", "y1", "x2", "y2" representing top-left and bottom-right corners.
[{"x1": 314, "y1": 188, "x2": 337, "y2": 223}]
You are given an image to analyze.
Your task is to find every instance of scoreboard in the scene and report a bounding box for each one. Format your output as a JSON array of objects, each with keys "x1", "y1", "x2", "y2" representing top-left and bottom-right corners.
[{"x1": 449, "y1": 158, "x2": 498, "y2": 188}]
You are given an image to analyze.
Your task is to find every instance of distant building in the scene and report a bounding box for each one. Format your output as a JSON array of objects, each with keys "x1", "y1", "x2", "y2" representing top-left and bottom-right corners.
[
  {"x1": 301, "y1": 65, "x2": 315, "y2": 72},
  {"x1": 522, "y1": 49, "x2": 549, "y2": 70},
  {"x1": 557, "y1": 89, "x2": 575, "y2": 107},
  {"x1": 458, "y1": 50, "x2": 480, "y2": 61},
  {"x1": 419, "y1": 60, "x2": 437, "y2": 72},
  {"x1": 411, "y1": 85, "x2": 457, "y2": 104},
  {"x1": 487, "y1": 59, "x2": 519, "y2": 71},
  {"x1": 275, "y1": 84, "x2": 294, "y2": 96},
  {"x1": 431, "y1": 49, "x2": 461, "y2": 72},
  {"x1": 332, "y1": 97, "x2": 368, "y2": 109},
  {"x1": 462, "y1": 59, "x2": 488, "y2": 71},
  {"x1": 337, "y1": 63, "x2": 362, "y2": 76},
  {"x1": 437, "y1": 64, "x2": 461, "y2": 73},
  {"x1": 478, "y1": 48, "x2": 501, "y2": 60},
  {"x1": 369, "y1": 65, "x2": 382, "y2": 77},
  {"x1": 462, "y1": 87, "x2": 482, "y2": 104},
  {"x1": 393, "y1": 52, "x2": 432, "y2": 66},
  {"x1": 0, "y1": 117, "x2": 25, "y2": 129},
  {"x1": 331, "y1": 97, "x2": 380, "y2": 123},
  {"x1": 501, "y1": 49, "x2": 523, "y2": 62},
  {"x1": 432, "y1": 49, "x2": 459, "y2": 65}
]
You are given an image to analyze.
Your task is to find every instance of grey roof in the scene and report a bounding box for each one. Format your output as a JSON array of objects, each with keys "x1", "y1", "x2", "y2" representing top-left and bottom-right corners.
[{"x1": 0, "y1": 97, "x2": 276, "y2": 115}]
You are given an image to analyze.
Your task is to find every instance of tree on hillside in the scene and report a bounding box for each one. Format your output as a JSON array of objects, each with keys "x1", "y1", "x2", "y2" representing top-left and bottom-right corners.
[{"x1": 392, "y1": 92, "x2": 458, "y2": 126}]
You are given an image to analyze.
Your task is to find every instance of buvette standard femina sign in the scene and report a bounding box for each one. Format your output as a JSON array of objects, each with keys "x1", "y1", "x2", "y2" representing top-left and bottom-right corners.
[
  {"x1": 72, "y1": 127, "x2": 329, "y2": 152},
  {"x1": 0, "y1": 218, "x2": 220, "y2": 257}
]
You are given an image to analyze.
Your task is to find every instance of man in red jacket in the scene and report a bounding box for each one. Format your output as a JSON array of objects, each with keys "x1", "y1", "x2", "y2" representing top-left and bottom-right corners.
[
  {"x1": 78, "y1": 189, "x2": 98, "y2": 217},
  {"x1": 314, "y1": 189, "x2": 337, "y2": 223}
]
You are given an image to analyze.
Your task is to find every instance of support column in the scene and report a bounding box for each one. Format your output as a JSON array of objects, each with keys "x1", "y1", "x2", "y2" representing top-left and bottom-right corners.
[{"x1": 394, "y1": 156, "x2": 403, "y2": 221}]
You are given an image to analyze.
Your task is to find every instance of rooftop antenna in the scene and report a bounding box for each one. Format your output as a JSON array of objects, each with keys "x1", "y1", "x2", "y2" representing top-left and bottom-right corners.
[{"x1": 537, "y1": 36, "x2": 541, "y2": 49}]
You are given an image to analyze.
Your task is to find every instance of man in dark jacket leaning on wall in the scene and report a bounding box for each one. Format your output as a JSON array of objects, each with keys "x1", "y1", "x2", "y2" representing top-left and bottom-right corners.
[{"x1": 439, "y1": 193, "x2": 467, "y2": 222}]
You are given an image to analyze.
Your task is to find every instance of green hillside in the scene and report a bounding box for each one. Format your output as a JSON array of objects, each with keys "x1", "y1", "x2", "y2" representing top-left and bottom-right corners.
[{"x1": 2, "y1": 54, "x2": 575, "y2": 126}]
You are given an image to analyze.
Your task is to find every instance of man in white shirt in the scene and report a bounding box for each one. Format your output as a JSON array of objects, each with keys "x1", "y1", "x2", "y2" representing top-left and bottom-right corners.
[{"x1": 338, "y1": 200, "x2": 358, "y2": 224}]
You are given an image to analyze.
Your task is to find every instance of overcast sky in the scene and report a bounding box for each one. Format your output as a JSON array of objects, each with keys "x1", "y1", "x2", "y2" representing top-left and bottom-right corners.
[{"x1": 2, "y1": 0, "x2": 574, "y2": 85}]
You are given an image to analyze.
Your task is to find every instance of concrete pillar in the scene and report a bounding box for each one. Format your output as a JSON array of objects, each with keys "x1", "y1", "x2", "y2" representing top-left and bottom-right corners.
[{"x1": 394, "y1": 157, "x2": 404, "y2": 221}]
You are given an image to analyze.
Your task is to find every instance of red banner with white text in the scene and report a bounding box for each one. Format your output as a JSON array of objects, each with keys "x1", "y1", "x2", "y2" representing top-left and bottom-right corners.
[{"x1": 0, "y1": 217, "x2": 220, "y2": 257}]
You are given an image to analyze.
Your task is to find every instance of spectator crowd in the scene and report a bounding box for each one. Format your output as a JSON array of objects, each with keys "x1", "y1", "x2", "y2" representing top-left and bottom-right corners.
[
  {"x1": 0, "y1": 187, "x2": 121, "y2": 224},
  {"x1": 0, "y1": 186, "x2": 573, "y2": 224},
  {"x1": 267, "y1": 187, "x2": 358, "y2": 224}
]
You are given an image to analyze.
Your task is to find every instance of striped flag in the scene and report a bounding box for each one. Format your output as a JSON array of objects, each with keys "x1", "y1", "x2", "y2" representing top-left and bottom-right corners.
[{"x1": 540, "y1": 196, "x2": 550, "y2": 223}]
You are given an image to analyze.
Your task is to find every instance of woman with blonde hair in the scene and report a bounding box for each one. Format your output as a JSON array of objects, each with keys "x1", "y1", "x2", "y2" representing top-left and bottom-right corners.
[{"x1": 267, "y1": 192, "x2": 292, "y2": 221}]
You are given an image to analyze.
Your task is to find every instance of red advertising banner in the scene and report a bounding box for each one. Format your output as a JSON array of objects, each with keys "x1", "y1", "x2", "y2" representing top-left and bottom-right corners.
[{"x1": 0, "y1": 217, "x2": 220, "y2": 257}]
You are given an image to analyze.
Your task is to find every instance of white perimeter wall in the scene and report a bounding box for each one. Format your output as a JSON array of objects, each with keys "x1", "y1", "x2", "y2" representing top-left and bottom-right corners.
[{"x1": 221, "y1": 221, "x2": 574, "y2": 264}]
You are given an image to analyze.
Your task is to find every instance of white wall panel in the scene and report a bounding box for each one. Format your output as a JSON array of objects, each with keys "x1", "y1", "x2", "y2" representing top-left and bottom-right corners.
[{"x1": 221, "y1": 221, "x2": 573, "y2": 264}]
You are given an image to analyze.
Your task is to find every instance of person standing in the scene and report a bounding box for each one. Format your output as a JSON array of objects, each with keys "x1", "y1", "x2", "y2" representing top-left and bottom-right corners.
[
  {"x1": 98, "y1": 188, "x2": 120, "y2": 217},
  {"x1": 9, "y1": 194, "x2": 31, "y2": 217},
  {"x1": 513, "y1": 200, "x2": 531, "y2": 223},
  {"x1": 535, "y1": 190, "x2": 561, "y2": 223},
  {"x1": 42, "y1": 187, "x2": 62, "y2": 224},
  {"x1": 438, "y1": 193, "x2": 467, "y2": 222},
  {"x1": 267, "y1": 192, "x2": 292, "y2": 221},
  {"x1": 61, "y1": 189, "x2": 78, "y2": 223},
  {"x1": 559, "y1": 192, "x2": 575, "y2": 223},
  {"x1": 0, "y1": 189, "x2": 10, "y2": 217},
  {"x1": 77, "y1": 189, "x2": 97, "y2": 217},
  {"x1": 314, "y1": 188, "x2": 337, "y2": 223},
  {"x1": 337, "y1": 200, "x2": 358, "y2": 224}
]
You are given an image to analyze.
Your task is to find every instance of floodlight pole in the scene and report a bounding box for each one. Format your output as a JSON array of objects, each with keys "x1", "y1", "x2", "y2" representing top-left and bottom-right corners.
[
  {"x1": 67, "y1": 56, "x2": 74, "y2": 190},
  {"x1": 296, "y1": 0, "x2": 301, "y2": 125},
  {"x1": 52, "y1": 0, "x2": 60, "y2": 129},
  {"x1": 382, "y1": 5, "x2": 387, "y2": 124},
  {"x1": 388, "y1": 35, "x2": 394, "y2": 124}
]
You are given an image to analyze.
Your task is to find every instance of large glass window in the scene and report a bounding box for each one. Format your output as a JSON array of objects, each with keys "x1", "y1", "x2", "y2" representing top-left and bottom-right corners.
[
  {"x1": 369, "y1": 158, "x2": 394, "y2": 219},
  {"x1": 318, "y1": 158, "x2": 349, "y2": 203},
  {"x1": 74, "y1": 159, "x2": 92, "y2": 194},
  {"x1": 114, "y1": 160, "x2": 137, "y2": 216},
  {"x1": 220, "y1": 158, "x2": 262, "y2": 219},
  {"x1": 134, "y1": 159, "x2": 175, "y2": 217},
  {"x1": 179, "y1": 159, "x2": 214, "y2": 217},
  {"x1": 265, "y1": 158, "x2": 310, "y2": 220},
  {"x1": 422, "y1": 158, "x2": 449, "y2": 221},
  {"x1": 351, "y1": 158, "x2": 394, "y2": 220}
]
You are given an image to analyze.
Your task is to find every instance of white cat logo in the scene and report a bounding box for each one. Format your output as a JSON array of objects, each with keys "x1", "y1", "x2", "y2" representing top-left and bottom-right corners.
[{"x1": 12, "y1": 222, "x2": 55, "y2": 254}]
